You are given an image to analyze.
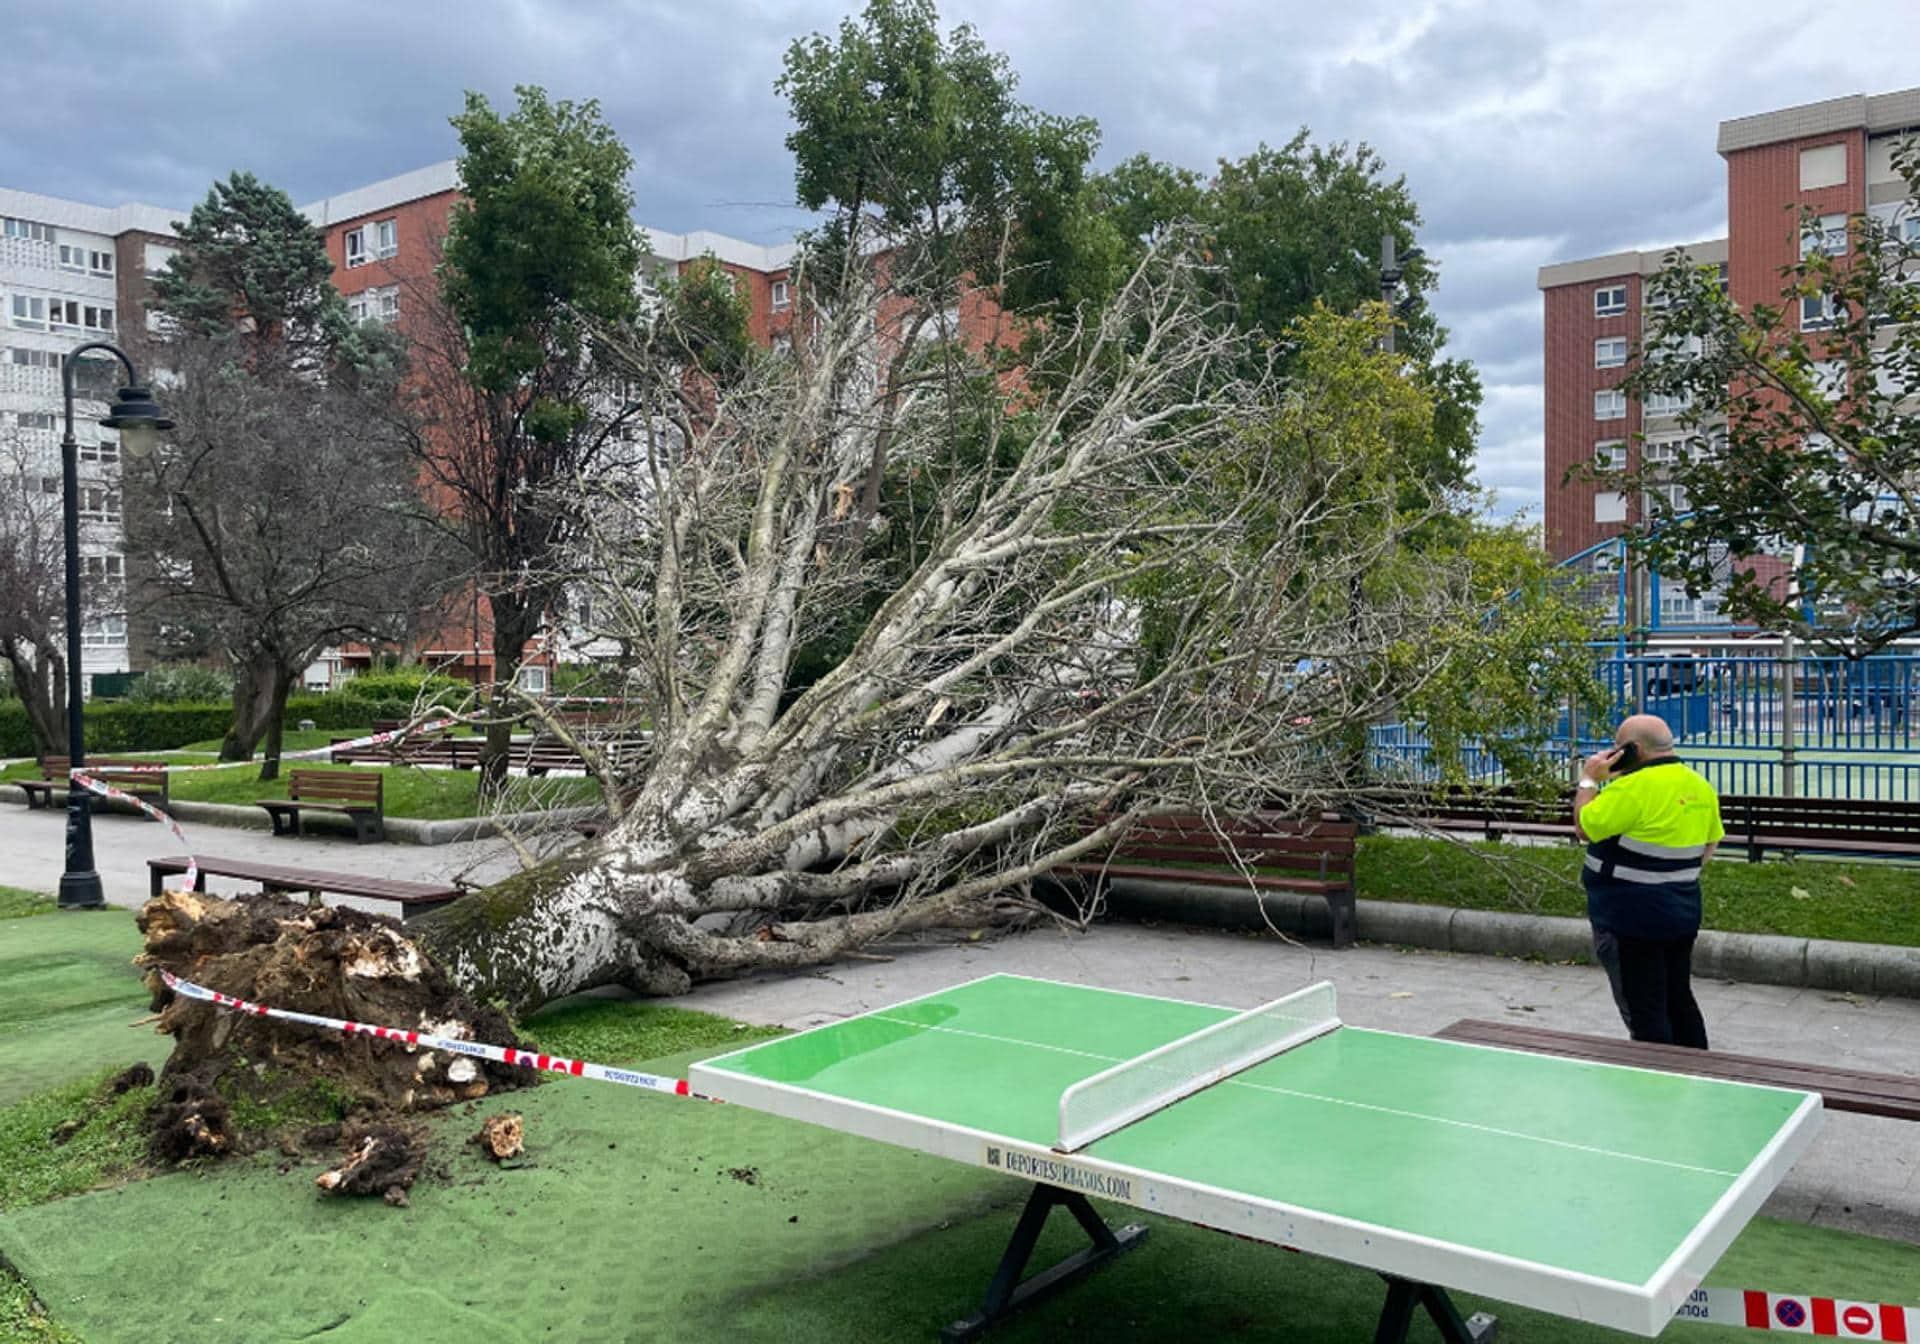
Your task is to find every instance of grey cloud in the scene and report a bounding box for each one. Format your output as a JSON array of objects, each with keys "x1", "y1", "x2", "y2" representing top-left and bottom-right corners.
[{"x1": 8, "y1": 0, "x2": 1920, "y2": 523}]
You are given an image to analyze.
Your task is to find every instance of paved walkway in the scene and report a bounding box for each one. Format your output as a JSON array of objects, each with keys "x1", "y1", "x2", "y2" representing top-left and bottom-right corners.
[
  {"x1": 0, "y1": 797, "x2": 528, "y2": 906},
  {"x1": 6, "y1": 799, "x2": 1913, "y2": 1242}
]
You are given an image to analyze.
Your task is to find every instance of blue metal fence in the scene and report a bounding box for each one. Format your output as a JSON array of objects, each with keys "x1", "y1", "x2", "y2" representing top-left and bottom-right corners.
[{"x1": 1371, "y1": 653, "x2": 1920, "y2": 800}]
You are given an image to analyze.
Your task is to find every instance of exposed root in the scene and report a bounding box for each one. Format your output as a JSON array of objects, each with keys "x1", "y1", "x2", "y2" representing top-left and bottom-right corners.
[
  {"x1": 471, "y1": 1112, "x2": 525, "y2": 1161},
  {"x1": 314, "y1": 1122, "x2": 426, "y2": 1205}
]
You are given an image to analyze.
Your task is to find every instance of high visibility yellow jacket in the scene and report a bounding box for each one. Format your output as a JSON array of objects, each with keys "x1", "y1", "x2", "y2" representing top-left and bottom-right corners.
[{"x1": 1579, "y1": 757, "x2": 1724, "y2": 938}]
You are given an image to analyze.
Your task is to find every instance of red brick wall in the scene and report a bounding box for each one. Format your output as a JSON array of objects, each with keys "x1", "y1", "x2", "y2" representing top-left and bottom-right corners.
[
  {"x1": 1724, "y1": 132, "x2": 1866, "y2": 316},
  {"x1": 1542, "y1": 271, "x2": 1641, "y2": 561}
]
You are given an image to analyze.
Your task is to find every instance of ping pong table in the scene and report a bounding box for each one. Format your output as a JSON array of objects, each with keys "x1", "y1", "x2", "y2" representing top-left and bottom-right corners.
[{"x1": 688, "y1": 974, "x2": 1823, "y2": 1341}]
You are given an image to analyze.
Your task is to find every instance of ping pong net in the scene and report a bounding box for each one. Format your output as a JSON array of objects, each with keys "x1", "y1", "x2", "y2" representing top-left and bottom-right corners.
[{"x1": 1055, "y1": 980, "x2": 1340, "y2": 1153}]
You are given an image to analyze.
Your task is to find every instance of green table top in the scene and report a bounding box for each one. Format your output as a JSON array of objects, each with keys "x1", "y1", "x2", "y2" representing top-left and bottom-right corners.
[{"x1": 692, "y1": 973, "x2": 1819, "y2": 1322}]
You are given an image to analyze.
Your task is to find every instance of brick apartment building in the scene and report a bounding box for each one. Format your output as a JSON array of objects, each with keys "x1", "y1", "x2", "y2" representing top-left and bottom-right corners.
[
  {"x1": 0, "y1": 160, "x2": 846, "y2": 692},
  {"x1": 1537, "y1": 87, "x2": 1920, "y2": 627}
]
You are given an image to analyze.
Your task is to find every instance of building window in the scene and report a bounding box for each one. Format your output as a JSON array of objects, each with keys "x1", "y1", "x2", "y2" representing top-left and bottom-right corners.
[
  {"x1": 3, "y1": 217, "x2": 52, "y2": 242},
  {"x1": 1594, "y1": 337, "x2": 1628, "y2": 369},
  {"x1": 1801, "y1": 213, "x2": 1847, "y2": 258},
  {"x1": 1800, "y1": 293, "x2": 1840, "y2": 331},
  {"x1": 1905, "y1": 217, "x2": 1920, "y2": 246},
  {"x1": 79, "y1": 487, "x2": 120, "y2": 523},
  {"x1": 348, "y1": 286, "x2": 399, "y2": 325},
  {"x1": 1593, "y1": 285, "x2": 1628, "y2": 318},
  {"x1": 10, "y1": 295, "x2": 47, "y2": 329},
  {"x1": 374, "y1": 219, "x2": 398, "y2": 259},
  {"x1": 1644, "y1": 483, "x2": 1690, "y2": 514},
  {"x1": 344, "y1": 226, "x2": 368, "y2": 267},
  {"x1": 84, "y1": 304, "x2": 113, "y2": 332},
  {"x1": 1798, "y1": 144, "x2": 1847, "y2": 191},
  {"x1": 1642, "y1": 437, "x2": 1686, "y2": 467},
  {"x1": 39, "y1": 477, "x2": 59, "y2": 495},
  {"x1": 82, "y1": 554, "x2": 124, "y2": 582},
  {"x1": 1593, "y1": 389, "x2": 1627, "y2": 421},
  {"x1": 9, "y1": 347, "x2": 60, "y2": 369},
  {"x1": 90, "y1": 250, "x2": 113, "y2": 276},
  {"x1": 14, "y1": 411, "x2": 56, "y2": 431},
  {"x1": 79, "y1": 438, "x2": 118, "y2": 466},
  {"x1": 57, "y1": 243, "x2": 87, "y2": 272},
  {"x1": 1644, "y1": 390, "x2": 1690, "y2": 417},
  {"x1": 80, "y1": 615, "x2": 127, "y2": 649},
  {"x1": 770, "y1": 279, "x2": 791, "y2": 312},
  {"x1": 1593, "y1": 440, "x2": 1627, "y2": 471},
  {"x1": 515, "y1": 665, "x2": 549, "y2": 694}
]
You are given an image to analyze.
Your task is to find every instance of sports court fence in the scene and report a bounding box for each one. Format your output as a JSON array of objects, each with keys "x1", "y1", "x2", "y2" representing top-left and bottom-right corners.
[{"x1": 1369, "y1": 652, "x2": 1920, "y2": 801}]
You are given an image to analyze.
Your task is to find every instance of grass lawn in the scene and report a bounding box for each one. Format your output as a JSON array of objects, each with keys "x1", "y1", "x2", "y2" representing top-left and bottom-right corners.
[
  {"x1": 1359, "y1": 835, "x2": 1920, "y2": 947},
  {"x1": 0, "y1": 753, "x2": 598, "y2": 821},
  {"x1": 0, "y1": 890, "x2": 52, "y2": 920}
]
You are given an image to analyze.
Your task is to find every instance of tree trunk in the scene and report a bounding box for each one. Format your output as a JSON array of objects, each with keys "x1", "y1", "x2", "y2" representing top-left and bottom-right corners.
[
  {"x1": 221, "y1": 650, "x2": 282, "y2": 766},
  {"x1": 4, "y1": 643, "x2": 66, "y2": 760},
  {"x1": 255, "y1": 665, "x2": 296, "y2": 783},
  {"x1": 479, "y1": 592, "x2": 543, "y2": 798}
]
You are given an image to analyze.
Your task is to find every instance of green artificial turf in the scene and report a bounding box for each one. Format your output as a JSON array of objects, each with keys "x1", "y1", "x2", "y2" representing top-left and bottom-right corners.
[
  {"x1": 1357, "y1": 835, "x2": 1920, "y2": 947},
  {"x1": 0, "y1": 891, "x2": 52, "y2": 921},
  {"x1": 0, "y1": 910, "x2": 152, "y2": 1107},
  {"x1": 518, "y1": 994, "x2": 783, "y2": 1065},
  {"x1": 0, "y1": 1034, "x2": 1913, "y2": 1344}
]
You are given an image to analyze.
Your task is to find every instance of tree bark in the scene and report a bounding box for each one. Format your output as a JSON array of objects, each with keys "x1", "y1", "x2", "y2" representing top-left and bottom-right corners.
[
  {"x1": 4, "y1": 643, "x2": 65, "y2": 760},
  {"x1": 255, "y1": 666, "x2": 295, "y2": 783},
  {"x1": 480, "y1": 591, "x2": 545, "y2": 797},
  {"x1": 221, "y1": 649, "x2": 286, "y2": 772}
]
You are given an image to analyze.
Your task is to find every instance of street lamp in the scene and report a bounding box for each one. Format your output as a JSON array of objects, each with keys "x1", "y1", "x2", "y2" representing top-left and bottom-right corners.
[{"x1": 57, "y1": 341, "x2": 173, "y2": 910}]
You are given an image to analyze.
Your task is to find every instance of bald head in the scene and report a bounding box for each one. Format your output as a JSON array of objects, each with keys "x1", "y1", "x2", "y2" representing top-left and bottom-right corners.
[{"x1": 1616, "y1": 714, "x2": 1675, "y2": 754}]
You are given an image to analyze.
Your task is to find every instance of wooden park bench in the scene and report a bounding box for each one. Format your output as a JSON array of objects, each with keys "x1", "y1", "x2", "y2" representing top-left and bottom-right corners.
[
  {"x1": 147, "y1": 855, "x2": 460, "y2": 920},
  {"x1": 257, "y1": 769, "x2": 386, "y2": 843},
  {"x1": 17, "y1": 756, "x2": 170, "y2": 815},
  {"x1": 1058, "y1": 812, "x2": 1359, "y2": 948},
  {"x1": 1721, "y1": 794, "x2": 1920, "y2": 862},
  {"x1": 1365, "y1": 787, "x2": 1577, "y2": 843},
  {"x1": 1435, "y1": 1018, "x2": 1920, "y2": 1122}
]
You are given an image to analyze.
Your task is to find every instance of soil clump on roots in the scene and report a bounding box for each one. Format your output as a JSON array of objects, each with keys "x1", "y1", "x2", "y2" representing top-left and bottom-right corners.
[{"x1": 136, "y1": 889, "x2": 535, "y2": 1186}]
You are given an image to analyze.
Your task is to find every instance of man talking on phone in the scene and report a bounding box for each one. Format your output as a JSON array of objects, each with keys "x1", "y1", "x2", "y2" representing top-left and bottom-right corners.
[{"x1": 1574, "y1": 714, "x2": 1724, "y2": 1049}]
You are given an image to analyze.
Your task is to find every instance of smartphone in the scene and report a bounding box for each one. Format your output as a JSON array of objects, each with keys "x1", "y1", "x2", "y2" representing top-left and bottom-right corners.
[{"x1": 1612, "y1": 741, "x2": 1641, "y2": 770}]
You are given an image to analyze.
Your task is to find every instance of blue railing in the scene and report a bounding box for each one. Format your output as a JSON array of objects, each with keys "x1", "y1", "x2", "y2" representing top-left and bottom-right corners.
[{"x1": 1371, "y1": 653, "x2": 1920, "y2": 799}]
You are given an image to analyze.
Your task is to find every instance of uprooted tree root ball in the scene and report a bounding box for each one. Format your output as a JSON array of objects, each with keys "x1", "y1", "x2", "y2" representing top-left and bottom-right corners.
[{"x1": 135, "y1": 888, "x2": 536, "y2": 1164}]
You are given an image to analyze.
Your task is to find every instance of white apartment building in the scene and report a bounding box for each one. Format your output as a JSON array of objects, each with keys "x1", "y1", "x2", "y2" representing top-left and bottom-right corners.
[{"x1": 0, "y1": 187, "x2": 179, "y2": 680}]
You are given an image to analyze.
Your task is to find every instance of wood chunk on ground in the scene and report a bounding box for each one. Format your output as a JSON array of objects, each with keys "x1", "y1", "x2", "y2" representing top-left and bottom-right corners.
[{"x1": 472, "y1": 1112, "x2": 525, "y2": 1161}]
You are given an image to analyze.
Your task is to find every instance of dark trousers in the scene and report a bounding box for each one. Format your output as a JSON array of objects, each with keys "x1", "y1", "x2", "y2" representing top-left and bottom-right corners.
[{"x1": 1608, "y1": 932, "x2": 1709, "y2": 1050}]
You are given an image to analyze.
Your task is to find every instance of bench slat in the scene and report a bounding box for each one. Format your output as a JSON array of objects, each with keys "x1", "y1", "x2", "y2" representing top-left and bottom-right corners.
[
  {"x1": 1435, "y1": 1018, "x2": 1920, "y2": 1121},
  {"x1": 148, "y1": 855, "x2": 457, "y2": 912}
]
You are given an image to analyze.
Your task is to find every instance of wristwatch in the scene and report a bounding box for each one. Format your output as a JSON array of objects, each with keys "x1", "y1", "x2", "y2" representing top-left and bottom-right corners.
[{"x1": 1576, "y1": 777, "x2": 1600, "y2": 791}]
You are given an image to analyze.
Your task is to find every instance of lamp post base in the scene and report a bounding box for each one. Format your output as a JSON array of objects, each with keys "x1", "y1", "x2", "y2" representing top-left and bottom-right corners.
[{"x1": 58, "y1": 870, "x2": 106, "y2": 910}]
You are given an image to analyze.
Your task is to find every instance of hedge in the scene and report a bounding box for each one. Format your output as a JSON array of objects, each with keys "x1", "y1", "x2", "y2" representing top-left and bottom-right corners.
[{"x1": 0, "y1": 690, "x2": 450, "y2": 759}]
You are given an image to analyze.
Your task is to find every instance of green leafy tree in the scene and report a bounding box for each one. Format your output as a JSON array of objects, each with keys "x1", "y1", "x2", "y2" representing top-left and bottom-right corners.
[
  {"x1": 136, "y1": 173, "x2": 432, "y2": 779},
  {"x1": 424, "y1": 86, "x2": 644, "y2": 787},
  {"x1": 1092, "y1": 136, "x2": 1483, "y2": 499},
  {"x1": 1618, "y1": 142, "x2": 1920, "y2": 649}
]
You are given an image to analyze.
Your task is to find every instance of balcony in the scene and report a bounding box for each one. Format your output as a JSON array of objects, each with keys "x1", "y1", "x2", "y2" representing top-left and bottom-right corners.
[{"x1": 0, "y1": 236, "x2": 57, "y2": 273}]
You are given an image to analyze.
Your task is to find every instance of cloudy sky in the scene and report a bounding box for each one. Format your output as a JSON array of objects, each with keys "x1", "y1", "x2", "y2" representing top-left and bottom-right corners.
[{"x1": 8, "y1": 0, "x2": 1919, "y2": 519}]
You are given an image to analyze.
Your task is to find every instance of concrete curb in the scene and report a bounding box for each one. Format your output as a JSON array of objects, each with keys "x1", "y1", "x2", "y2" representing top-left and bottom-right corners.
[
  {"x1": 0, "y1": 784, "x2": 596, "y2": 847},
  {"x1": 1100, "y1": 876, "x2": 1920, "y2": 1000}
]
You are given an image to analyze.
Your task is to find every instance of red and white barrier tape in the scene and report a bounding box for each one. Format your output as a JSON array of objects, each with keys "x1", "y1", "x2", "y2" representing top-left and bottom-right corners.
[
  {"x1": 1678, "y1": 1286, "x2": 1913, "y2": 1337},
  {"x1": 159, "y1": 969, "x2": 709, "y2": 1099},
  {"x1": 66, "y1": 717, "x2": 462, "y2": 894}
]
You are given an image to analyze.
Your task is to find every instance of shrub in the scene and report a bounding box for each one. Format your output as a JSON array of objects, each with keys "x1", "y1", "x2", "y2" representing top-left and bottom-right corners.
[
  {"x1": 334, "y1": 667, "x2": 465, "y2": 705},
  {"x1": 126, "y1": 663, "x2": 234, "y2": 704}
]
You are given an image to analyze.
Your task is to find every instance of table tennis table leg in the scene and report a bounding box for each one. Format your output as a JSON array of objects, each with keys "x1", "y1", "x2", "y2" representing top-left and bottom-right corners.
[
  {"x1": 941, "y1": 1182, "x2": 1148, "y2": 1342},
  {"x1": 1374, "y1": 1276, "x2": 1498, "y2": 1343}
]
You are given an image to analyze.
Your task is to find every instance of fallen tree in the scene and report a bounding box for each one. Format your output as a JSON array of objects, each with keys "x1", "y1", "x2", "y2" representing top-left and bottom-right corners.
[{"x1": 401, "y1": 236, "x2": 1504, "y2": 1013}]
